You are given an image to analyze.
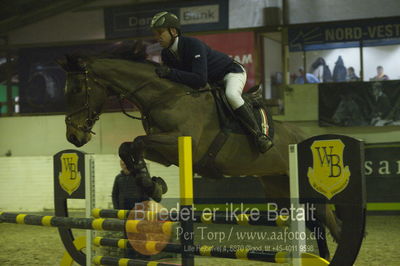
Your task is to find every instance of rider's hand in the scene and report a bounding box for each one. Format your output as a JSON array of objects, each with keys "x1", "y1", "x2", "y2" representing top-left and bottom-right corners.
[{"x1": 155, "y1": 65, "x2": 171, "y2": 78}]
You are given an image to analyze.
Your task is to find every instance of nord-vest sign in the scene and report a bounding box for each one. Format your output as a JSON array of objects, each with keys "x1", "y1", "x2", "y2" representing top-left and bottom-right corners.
[{"x1": 288, "y1": 19, "x2": 400, "y2": 51}]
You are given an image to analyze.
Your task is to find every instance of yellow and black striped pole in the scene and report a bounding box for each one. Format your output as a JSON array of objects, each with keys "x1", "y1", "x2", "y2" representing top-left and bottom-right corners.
[
  {"x1": 91, "y1": 208, "x2": 289, "y2": 227},
  {"x1": 0, "y1": 212, "x2": 175, "y2": 235},
  {"x1": 93, "y1": 255, "x2": 179, "y2": 266},
  {"x1": 178, "y1": 136, "x2": 194, "y2": 266}
]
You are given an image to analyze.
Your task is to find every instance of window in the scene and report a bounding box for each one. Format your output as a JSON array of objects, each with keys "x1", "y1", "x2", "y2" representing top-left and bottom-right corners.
[
  {"x1": 289, "y1": 46, "x2": 361, "y2": 84},
  {"x1": 363, "y1": 43, "x2": 400, "y2": 81}
]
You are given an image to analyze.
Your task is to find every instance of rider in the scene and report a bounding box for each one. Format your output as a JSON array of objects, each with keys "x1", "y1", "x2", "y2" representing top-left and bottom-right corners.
[{"x1": 150, "y1": 11, "x2": 272, "y2": 153}]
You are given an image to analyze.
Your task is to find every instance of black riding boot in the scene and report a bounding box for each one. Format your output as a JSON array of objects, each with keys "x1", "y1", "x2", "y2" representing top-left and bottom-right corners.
[{"x1": 234, "y1": 105, "x2": 273, "y2": 153}]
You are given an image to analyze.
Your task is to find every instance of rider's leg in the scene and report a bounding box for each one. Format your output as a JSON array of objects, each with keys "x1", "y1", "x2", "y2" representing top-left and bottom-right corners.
[{"x1": 224, "y1": 69, "x2": 273, "y2": 153}]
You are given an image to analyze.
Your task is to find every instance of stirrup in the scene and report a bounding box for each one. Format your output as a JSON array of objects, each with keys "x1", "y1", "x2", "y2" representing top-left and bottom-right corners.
[{"x1": 150, "y1": 177, "x2": 168, "y2": 202}]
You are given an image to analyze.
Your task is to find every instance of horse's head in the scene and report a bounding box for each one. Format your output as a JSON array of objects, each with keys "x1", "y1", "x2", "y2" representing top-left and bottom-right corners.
[{"x1": 58, "y1": 55, "x2": 107, "y2": 147}]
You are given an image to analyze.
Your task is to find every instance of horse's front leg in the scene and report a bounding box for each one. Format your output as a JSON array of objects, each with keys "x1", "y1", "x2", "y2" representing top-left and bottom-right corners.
[{"x1": 118, "y1": 133, "x2": 180, "y2": 202}]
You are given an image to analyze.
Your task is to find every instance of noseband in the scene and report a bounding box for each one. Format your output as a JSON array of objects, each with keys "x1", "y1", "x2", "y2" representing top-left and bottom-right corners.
[{"x1": 65, "y1": 70, "x2": 99, "y2": 135}]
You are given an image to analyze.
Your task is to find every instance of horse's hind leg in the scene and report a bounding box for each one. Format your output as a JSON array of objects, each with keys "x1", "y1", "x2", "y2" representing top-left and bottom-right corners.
[
  {"x1": 258, "y1": 175, "x2": 290, "y2": 209},
  {"x1": 258, "y1": 175, "x2": 331, "y2": 260},
  {"x1": 316, "y1": 204, "x2": 342, "y2": 242},
  {"x1": 306, "y1": 213, "x2": 330, "y2": 260},
  {"x1": 308, "y1": 203, "x2": 343, "y2": 262}
]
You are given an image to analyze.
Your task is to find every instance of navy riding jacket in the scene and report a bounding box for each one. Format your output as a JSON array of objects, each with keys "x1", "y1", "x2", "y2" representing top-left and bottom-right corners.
[{"x1": 161, "y1": 36, "x2": 243, "y2": 89}]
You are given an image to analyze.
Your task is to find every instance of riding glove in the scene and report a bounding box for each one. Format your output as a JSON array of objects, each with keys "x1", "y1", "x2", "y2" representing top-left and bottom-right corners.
[{"x1": 155, "y1": 66, "x2": 171, "y2": 78}]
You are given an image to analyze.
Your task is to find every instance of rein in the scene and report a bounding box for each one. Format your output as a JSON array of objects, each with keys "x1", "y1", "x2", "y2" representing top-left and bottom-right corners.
[
  {"x1": 117, "y1": 80, "x2": 154, "y2": 121},
  {"x1": 118, "y1": 84, "x2": 215, "y2": 121},
  {"x1": 66, "y1": 65, "x2": 216, "y2": 129},
  {"x1": 118, "y1": 97, "x2": 143, "y2": 120}
]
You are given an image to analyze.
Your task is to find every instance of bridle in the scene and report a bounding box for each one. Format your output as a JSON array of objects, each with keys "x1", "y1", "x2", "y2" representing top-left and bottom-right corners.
[
  {"x1": 65, "y1": 65, "x2": 148, "y2": 135},
  {"x1": 65, "y1": 69, "x2": 100, "y2": 135}
]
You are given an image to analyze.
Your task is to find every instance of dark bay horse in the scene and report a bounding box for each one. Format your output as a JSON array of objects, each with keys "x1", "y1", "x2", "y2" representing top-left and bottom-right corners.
[{"x1": 59, "y1": 55, "x2": 341, "y2": 259}]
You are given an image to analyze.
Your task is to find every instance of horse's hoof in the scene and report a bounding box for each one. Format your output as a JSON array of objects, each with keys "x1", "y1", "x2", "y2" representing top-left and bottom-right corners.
[
  {"x1": 138, "y1": 174, "x2": 153, "y2": 188},
  {"x1": 152, "y1": 176, "x2": 168, "y2": 194},
  {"x1": 151, "y1": 183, "x2": 163, "y2": 202}
]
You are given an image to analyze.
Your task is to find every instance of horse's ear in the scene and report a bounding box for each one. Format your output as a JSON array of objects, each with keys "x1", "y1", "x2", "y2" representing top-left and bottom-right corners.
[{"x1": 132, "y1": 40, "x2": 147, "y2": 60}]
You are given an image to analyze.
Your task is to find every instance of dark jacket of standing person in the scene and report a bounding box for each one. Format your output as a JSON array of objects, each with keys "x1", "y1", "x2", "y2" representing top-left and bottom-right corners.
[
  {"x1": 112, "y1": 160, "x2": 149, "y2": 210},
  {"x1": 332, "y1": 56, "x2": 347, "y2": 82},
  {"x1": 111, "y1": 160, "x2": 152, "y2": 260}
]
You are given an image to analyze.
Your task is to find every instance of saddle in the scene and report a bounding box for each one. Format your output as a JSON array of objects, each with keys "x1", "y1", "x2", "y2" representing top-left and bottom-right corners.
[
  {"x1": 213, "y1": 84, "x2": 274, "y2": 137},
  {"x1": 193, "y1": 84, "x2": 274, "y2": 178}
]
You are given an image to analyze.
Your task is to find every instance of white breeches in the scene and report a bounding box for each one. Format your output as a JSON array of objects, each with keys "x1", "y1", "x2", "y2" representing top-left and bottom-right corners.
[{"x1": 223, "y1": 66, "x2": 247, "y2": 110}]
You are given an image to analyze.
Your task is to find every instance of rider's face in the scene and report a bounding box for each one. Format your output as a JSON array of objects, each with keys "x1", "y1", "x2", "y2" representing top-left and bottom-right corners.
[{"x1": 153, "y1": 28, "x2": 176, "y2": 48}]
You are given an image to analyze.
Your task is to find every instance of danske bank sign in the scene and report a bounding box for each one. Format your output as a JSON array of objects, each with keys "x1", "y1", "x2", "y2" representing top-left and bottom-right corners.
[{"x1": 180, "y1": 5, "x2": 219, "y2": 25}]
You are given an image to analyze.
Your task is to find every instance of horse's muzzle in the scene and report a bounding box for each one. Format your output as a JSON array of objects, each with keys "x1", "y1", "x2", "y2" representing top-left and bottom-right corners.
[{"x1": 67, "y1": 134, "x2": 85, "y2": 147}]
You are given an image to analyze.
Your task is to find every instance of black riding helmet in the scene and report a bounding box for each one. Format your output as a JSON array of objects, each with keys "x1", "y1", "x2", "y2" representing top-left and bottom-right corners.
[
  {"x1": 150, "y1": 12, "x2": 181, "y2": 48},
  {"x1": 150, "y1": 11, "x2": 181, "y2": 32}
]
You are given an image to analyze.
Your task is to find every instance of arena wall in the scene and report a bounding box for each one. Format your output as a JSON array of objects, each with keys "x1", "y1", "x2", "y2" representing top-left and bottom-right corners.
[{"x1": 0, "y1": 153, "x2": 179, "y2": 212}]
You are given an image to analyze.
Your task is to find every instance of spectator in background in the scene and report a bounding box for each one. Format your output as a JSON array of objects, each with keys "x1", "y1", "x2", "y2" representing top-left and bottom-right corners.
[
  {"x1": 112, "y1": 160, "x2": 150, "y2": 210},
  {"x1": 366, "y1": 82, "x2": 391, "y2": 125},
  {"x1": 310, "y1": 57, "x2": 333, "y2": 82},
  {"x1": 112, "y1": 160, "x2": 150, "y2": 260},
  {"x1": 346, "y1": 67, "x2": 360, "y2": 81},
  {"x1": 370, "y1": 66, "x2": 389, "y2": 81},
  {"x1": 112, "y1": 159, "x2": 173, "y2": 261},
  {"x1": 332, "y1": 56, "x2": 347, "y2": 82},
  {"x1": 294, "y1": 67, "x2": 320, "y2": 84}
]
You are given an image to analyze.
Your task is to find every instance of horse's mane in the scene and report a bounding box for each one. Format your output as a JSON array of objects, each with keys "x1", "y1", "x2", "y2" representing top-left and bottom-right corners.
[
  {"x1": 98, "y1": 40, "x2": 159, "y2": 66},
  {"x1": 63, "y1": 40, "x2": 159, "y2": 71}
]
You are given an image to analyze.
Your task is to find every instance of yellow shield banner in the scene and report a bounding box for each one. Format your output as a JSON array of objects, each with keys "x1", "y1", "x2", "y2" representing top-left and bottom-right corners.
[
  {"x1": 307, "y1": 139, "x2": 351, "y2": 200},
  {"x1": 58, "y1": 153, "x2": 82, "y2": 195}
]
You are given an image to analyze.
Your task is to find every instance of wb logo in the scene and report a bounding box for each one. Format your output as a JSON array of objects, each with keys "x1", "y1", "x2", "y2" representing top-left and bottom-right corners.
[
  {"x1": 307, "y1": 139, "x2": 351, "y2": 200},
  {"x1": 59, "y1": 153, "x2": 82, "y2": 195},
  {"x1": 315, "y1": 146, "x2": 342, "y2": 177},
  {"x1": 62, "y1": 157, "x2": 78, "y2": 180}
]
